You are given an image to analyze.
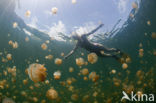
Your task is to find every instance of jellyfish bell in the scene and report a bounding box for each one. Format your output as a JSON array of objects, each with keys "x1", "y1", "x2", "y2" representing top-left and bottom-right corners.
[
  {"x1": 25, "y1": 10, "x2": 31, "y2": 17},
  {"x1": 55, "y1": 58, "x2": 62, "y2": 65},
  {"x1": 46, "y1": 88, "x2": 58, "y2": 100},
  {"x1": 122, "y1": 63, "x2": 128, "y2": 69},
  {"x1": 53, "y1": 71, "x2": 61, "y2": 80},
  {"x1": 76, "y1": 57, "x2": 84, "y2": 66},
  {"x1": 81, "y1": 68, "x2": 89, "y2": 75},
  {"x1": 2, "y1": 97, "x2": 15, "y2": 103},
  {"x1": 6, "y1": 53, "x2": 11, "y2": 61},
  {"x1": 28, "y1": 63, "x2": 47, "y2": 83},
  {"x1": 87, "y1": 53, "x2": 98, "y2": 64},
  {"x1": 51, "y1": 7, "x2": 58, "y2": 14}
]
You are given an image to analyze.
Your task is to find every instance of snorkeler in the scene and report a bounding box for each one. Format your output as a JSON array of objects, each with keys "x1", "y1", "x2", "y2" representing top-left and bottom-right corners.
[{"x1": 64, "y1": 23, "x2": 125, "y2": 61}]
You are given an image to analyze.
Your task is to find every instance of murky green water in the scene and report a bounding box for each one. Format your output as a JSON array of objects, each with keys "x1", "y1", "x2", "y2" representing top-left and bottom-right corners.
[{"x1": 0, "y1": 0, "x2": 156, "y2": 103}]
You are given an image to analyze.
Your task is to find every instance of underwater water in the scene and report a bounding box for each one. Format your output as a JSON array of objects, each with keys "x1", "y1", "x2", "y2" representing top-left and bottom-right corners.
[{"x1": 0, "y1": 0, "x2": 156, "y2": 103}]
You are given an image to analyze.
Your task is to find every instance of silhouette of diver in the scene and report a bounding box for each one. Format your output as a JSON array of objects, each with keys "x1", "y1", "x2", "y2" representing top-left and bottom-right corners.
[{"x1": 64, "y1": 23, "x2": 126, "y2": 62}]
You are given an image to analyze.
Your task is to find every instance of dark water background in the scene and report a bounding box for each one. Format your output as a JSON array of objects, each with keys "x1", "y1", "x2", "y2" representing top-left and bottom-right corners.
[{"x1": 0, "y1": 0, "x2": 156, "y2": 103}]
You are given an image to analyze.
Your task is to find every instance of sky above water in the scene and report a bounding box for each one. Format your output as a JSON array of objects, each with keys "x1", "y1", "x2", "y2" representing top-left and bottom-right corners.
[{"x1": 15, "y1": 0, "x2": 137, "y2": 38}]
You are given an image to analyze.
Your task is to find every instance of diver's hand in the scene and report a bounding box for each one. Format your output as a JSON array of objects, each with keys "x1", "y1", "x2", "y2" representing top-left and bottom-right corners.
[{"x1": 99, "y1": 23, "x2": 104, "y2": 28}]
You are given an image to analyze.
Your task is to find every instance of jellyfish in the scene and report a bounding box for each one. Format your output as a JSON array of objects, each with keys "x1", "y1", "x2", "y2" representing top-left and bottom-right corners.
[
  {"x1": 76, "y1": 57, "x2": 84, "y2": 66},
  {"x1": 69, "y1": 67, "x2": 74, "y2": 73},
  {"x1": 2, "y1": 97, "x2": 15, "y2": 103},
  {"x1": 51, "y1": 7, "x2": 58, "y2": 14},
  {"x1": 72, "y1": 0, "x2": 77, "y2": 4},
  {"x1": 25, "y1": 37, "x2": 29, "y2": 42},
  {"x1": 54, "y1": 58, "x2": 62, "y2": 65},
  {"x1": 87, "y1": 53, "x2": 98, "y2": 64},
  {"x1": 6, "y1": 54, "x2": 12, "y2": 60},
  {"x1": 71, "y1": 94, "x2": 78, "y2": 101},
  {"x1": 45, "y1": 55, "x2": 53, "y2": 60},
  {"x1": 53, "y1": 71, "x2": 61, "y2": 80},
  {"x1": 12, "y1": 41, "x2": 18, "y2": 49},
  {"x1": 111, "y1": 69, "x2": 116, "y2": 74},
  {"x1": 13, "y1": 22, "x2": 18, "y2": 28},
  {"x1": 25, "y1": 10, "x2": 31, "y2": 17},
  {"x1": 81, "y1": 68, "x2": 89, "y2": 76},
  {"x1": 46, "y1": 88, "x2": 58, "y2": 100},
  {"x1": 122, "y1": 63, "x2": 128, "y2": 69},
  {"x1": 28, "y1": 63, "x2": 47, "y2": 83},
  {"x1": 151, "y1": 32, "x2": 156, "y2": 39},
  {"x1": 89, "y1": 72, "x2": 99, "y2": 82},
  {"x1": 41, "y1": 43, "x2": 47, "y2": 50}
]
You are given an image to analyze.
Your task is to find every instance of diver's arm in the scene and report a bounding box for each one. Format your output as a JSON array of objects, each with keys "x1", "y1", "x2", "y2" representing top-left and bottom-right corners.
[
  {"x1": 85, "y1": 23, "x2": 104, "y2": 36},
  {"x1": 64, "y1": 44, "x2": 78, "y2": 59}
]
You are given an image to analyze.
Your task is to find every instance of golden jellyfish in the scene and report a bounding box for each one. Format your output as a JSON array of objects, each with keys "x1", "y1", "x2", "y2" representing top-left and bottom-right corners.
[
  {"x1": 13, "y1": 22, "x2": 18, "y2": 28},
  {"x1": 89, "y1": 72, "x2": 99, "y2": 82},
  {"x1": 132, "y1": 2, "x2": 138, "y2": 9},
  {"x1": 45, "y1": 40, "x2": 50, "y2": 44},
  {"x1": 54, "y1": 58, "x2": 62, "y2": 65},
  {"x1": 72, "y1": 0, "x2": 77, "y2": 4},
  {"x1": 46, "y1": 88, "x2": 58, "y2": 100},
  {"x1": 28, "y1": 63, "x2": 47, "y2": 83},
  {"x1": 51, "y1": 7, "x2": 58, "y2": 14},
  {"x1": 122, "y1": 63, "x2": 128, "y2": 69},
  {"x1": 81, "y1": 68, "x2": 89, "y2": 75},
  {"x1": 153, "y1": 50, "x2": 156, "y2": 56},
  {"x1": 25, "y1": 10, "x2": 31, "y2": 17},
  {"x1": 8, "y1": 40, "x2": 13, "y2": 45},
  {"x1": 71, "y1": 94, "x2": 78, "y2": 101},
  {"x1": 25, "y1": 37, "x2": 29, "y2": 42},
  {"x1": 69, "y1": 67, "x2": 74, "y2": 73},
  {"x1": 111, "y1": 69, "x2": 116, "y2": 74},
  {"x1": 151, "y1": 32, "x2": 156, "y2": 39},
  {"x1": 76, "y1": 57, "x2": 84, "y2": 66},
  {"x1": 45, "y1": 80, "x2": 50, "y2": 84},
  {"x1": 12, "y1": 41, "x2": 18, "y2": 49},
  {"x1": 2, "y1": 97, "x2": 15, "y2": 103},
  {"x1": 23, "y1": 79, "x2": 28, "y2": 85},
  {"x1": 83, "y1": 76, "x2": 88, "y2": 81},
  {"x1": 139, "y1": 48, "x2": 144, "y2": 57},
  {"x1": 126, "y1": 57, "x2": 131, "y2": 63},
  {"x1": 87, "y1": 53, "x2": 98, "y2": 64},
  {"x1": 61, "y1": 52, "x2": 64, "y2": 57},
  {"x1": 45, "y1": 55, "x2": 53, "y2": 60},
  {"x1": 41, "y1": 43, "x2": 47, "y2": 50},
  {"x1": 6, "y1": 53, "x2": 12, "y2": 60},
  {"x1": 147, "y1": 20, "x2": 151, "y2": 26},
  {"x1": 33, "y1": 97, "x2": 38, "y2": 102},
  {"x1": 53, "y1": 71, "x2": 61, "y2": 80}
]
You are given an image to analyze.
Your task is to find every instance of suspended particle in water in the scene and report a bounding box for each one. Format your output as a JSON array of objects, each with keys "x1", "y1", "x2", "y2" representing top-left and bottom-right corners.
[
  {"x1": 6, "y1": 53, "x2": 12, "y2": 60},
  {"x1": 122, "y1": 63, "x2": 128, "y2": 69},
  {"x1": 88, "y1": 53, "x2": 98, "y2": 64},
  {"x1": 81, "y1": 68, "x2": 89, "y2": 76},
  {"x1": 28, "y1": 63, "x2": 47, "y2": 83},
  {"x1": 13, "y1": 22, "x2": 18, "y2": 28},
  {"x1": 153, "y1": 50, "x2": 156, "y2": 56},
  {"x1": 76, "y1": 57, "x2": 84, "y2": 66},
  {"x1": 53, "y1": 71, "x2": 61, "y2": 80},
  {"x1": 82, "y1": 95, "x2": 89, "y2": 102},
  {"x1": 41, "y1": 43, "x2": 48, "y2": 50},
  {"x1": 54, "y1": 58, "x2": 62, "y2": 65},
  {"x1": 93, "y1": 91, "x2": 98, "y2": 97},
  {"x1": 71, "y1": 94, "x2": 78, "y2": 101},
  {"x1": 151, "y1": 32, "x2": 156, "y2": 39},
  {"x1": 2, "y1": 97, "x2": 15, "y2": 103},
  {"x1": 81, "y1": 52, "x2": 84, "y2": 56},
  {"x1": 51, "y1": 7, "x2": 58, "y2": 14},
  {"x1": 25, "y1": 10, "x2": 31, "y2": 17},
  {"x1": 72, "y1": 0, "x2": 77, "y2": 4},
  {"x1": 46, "y1": 88, "x2": 58, "y2": 100}
]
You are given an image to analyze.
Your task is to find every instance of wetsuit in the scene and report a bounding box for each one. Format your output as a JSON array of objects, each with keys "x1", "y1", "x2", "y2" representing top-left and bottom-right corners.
[{"x1": 64, "y1": 24, "x2": 122, "y2": 60}]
